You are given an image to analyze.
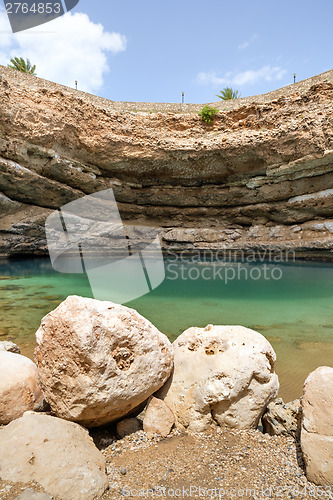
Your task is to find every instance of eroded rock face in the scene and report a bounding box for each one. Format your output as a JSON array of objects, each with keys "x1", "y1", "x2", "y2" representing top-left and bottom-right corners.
[
  {"x1": 157, "y1": 325, "x2": 279, "y2": 432},
  {"x1": 301, "y1": 366, "x2": 333, "y2": 485},
  {"x1": 0, "y1": 412, "x2": 108, "y2": 500},
  {"x1": 0, "y1": 66, "x2": 333, "y2": 257},
  {"x1": 0, "y1": 351, "x2": 43, "y2": 424},
  {"x1": 35, "y1": 295, "x2": 174, "y2": 427},
  {"x1": 262, "y1": 398, "x2": 301, "y2": 437}
]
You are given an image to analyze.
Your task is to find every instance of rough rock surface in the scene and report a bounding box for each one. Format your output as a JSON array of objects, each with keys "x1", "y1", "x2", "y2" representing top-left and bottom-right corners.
[
  {"x1": 301, "y1": 366, "x2": 333, "y2": 485},
  {"x1": 0, "y1": 66, "x2": 333, "y2": 258},
  {"x1": 262, "y1": 398, "x2": 301, "y2": 437},
  {"x1": 0, "y1": 340, "x2": 20, "y2": 353},
  {"x1": 143, "y1": 396, "x2": 175, "y2": 437},
  {"x1": 156, "y1": 325, "x2": 279, "y2": 432},
  {"x1": 35, "y1": 295, "x2": 174, "y2": 427},
  {"x1": 0, "y1": 412, "x2": 108, "y2": 500},
  {"x1": 0, "y1": 351, "x2": 42, "y2": 424}
]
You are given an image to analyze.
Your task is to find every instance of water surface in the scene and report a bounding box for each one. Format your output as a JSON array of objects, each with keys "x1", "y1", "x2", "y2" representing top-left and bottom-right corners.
[{"x1": 1, "y1": 257, "x2": 333, "y2": 402}]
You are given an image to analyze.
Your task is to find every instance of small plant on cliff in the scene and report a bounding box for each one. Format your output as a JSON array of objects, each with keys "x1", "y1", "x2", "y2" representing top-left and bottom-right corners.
[
  {"x1": 216, "y1": 87, "x2": 240, "y2": 100},
  {"x1": 199, "y1": 105, "x2": 219, "y2": 124},
  {"x1": 8, "y1": 57, "x2": 36, "y2": 75}
]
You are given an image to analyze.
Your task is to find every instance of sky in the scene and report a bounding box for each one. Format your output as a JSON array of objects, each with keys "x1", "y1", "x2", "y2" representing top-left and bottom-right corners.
[{"x1": 0, "y1": 0, "x2": 332, "y2": 103}]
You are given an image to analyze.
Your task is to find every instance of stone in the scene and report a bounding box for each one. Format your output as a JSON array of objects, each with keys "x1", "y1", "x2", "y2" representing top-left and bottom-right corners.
[
  {"x1": 0, "y1": 351, "x2": 43, "y2": 424},
  {"x1": 143, "y1": 396, "x2": 175, "y2": 437},
  {"x1": 262, "y1": 398, "x2": 301, "y2": 437},
  {"x1": 117, "y1": 418, "x2": 142, "y2": 438},
  {"x1": 157, "y1": 325, "x2": 279, "y2": 432},
  {"x1": 35, "y1": 296, "x2": 174, "y2": 427},
  {"x1": 15, "y1": 488, "x2": 52, "y2": 500},
  {"x1": 0, "y1": 340, "x2": 21, "y2": 353},
  {"x1": 0, "y1": 412, "x2": 108, "y2": 500},
  {"x1": 301, "y1": 366, "x2": 333, "y2": 485}
]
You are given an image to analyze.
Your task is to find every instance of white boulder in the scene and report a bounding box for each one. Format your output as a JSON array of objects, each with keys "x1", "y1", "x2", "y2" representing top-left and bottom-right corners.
[
  {"x1": 157, "y1": 325, "x2": 279, "y2": 431},
  {"x1": 301, "y1": 366, "x2": 333, "y2": 485},
  {"x1": 0, "y1": 351, "x2": 43, "y2": 424},
  {"x1": 35, "y1": 295, "x2": 174, "y2": 427},
  {"x1": 0, "y1": 412, "x2": 108, "y2": 500}
]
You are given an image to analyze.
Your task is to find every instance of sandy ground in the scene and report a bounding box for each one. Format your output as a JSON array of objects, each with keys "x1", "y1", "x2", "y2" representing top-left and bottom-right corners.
[{"x1": 1, "y1": 423, "x2": 330, "y2": 500}]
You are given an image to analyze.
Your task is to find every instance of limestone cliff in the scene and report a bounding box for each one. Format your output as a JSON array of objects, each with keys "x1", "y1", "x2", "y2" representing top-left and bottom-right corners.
[{"x1": 0, "y1": 65, "x2": 333, "y2": 259}]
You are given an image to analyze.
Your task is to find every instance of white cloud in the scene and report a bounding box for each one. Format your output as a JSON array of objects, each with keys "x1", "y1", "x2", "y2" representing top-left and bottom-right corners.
[
  {"x1": 197, "y1": 65, "x2": 288, "y2": 88},
  {"x1": 238, "y1": 34, "x2": 258, "y2": 50},
  {"x1": 0, "y1": 8, "x2": 126, "y2": 93}
]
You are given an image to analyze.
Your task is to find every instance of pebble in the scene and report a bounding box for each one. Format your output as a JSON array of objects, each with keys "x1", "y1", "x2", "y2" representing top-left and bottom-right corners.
[{"x1": 14, "y1": 489, "x2": 52, "y2": 500}]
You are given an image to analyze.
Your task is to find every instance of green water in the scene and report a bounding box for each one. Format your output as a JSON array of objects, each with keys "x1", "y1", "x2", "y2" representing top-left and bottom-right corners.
[{"x1": 1, "y1": 257, "x2": 333, "y2": 401}]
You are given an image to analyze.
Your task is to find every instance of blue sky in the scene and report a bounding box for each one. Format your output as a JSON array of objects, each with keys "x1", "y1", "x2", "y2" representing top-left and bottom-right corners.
[{"x1": 0, "y1": 0, "x2": 332, "y2": 103}]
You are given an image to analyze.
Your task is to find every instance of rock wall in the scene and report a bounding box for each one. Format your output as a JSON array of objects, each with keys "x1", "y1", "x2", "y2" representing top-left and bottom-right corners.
[{"x1": 0, "y1": 65, "x2": 333, "y2": 258}]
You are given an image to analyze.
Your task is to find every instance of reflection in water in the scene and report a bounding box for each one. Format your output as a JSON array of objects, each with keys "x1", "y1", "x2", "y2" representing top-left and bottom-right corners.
[{"x1": 1, "y1": 257, "x2": 333, "y2": 401}]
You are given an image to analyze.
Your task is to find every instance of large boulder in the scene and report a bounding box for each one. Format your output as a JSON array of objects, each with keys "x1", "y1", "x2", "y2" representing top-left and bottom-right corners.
[
  {"x1": 301, "y1": 366, "x2": 333, "y2": 485},
  {"x1": 35, "y1": 295, "x2": 174, "y2": 427},
  {"x1": 156, "y1": 325, "x2": 279, "y2": 431},
  {"x1": 0, "y1": 412, "x2": 108, "y2": 500},
  {"x1": 0, "y1": 351, "x2": 43, "y2": 424}
]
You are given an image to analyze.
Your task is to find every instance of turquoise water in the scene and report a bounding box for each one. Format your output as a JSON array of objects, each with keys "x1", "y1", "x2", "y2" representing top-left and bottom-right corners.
[{"x1": 1, "y1": 257, "x2": 333, "y2": 401}]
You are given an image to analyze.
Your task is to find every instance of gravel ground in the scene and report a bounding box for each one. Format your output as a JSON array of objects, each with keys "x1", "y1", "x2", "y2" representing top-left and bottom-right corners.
[
  {"x1": 1, "y1": 425, "x2": 332, "y2": 500},
  {"x1": 98, "y1": 426, "x2": 326, "y2": 500}
]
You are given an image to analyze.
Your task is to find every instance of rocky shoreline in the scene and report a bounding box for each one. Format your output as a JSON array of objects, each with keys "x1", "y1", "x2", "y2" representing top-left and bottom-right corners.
[{"x1": 1, "y1": 296, "x2": 333, "y2": 499}]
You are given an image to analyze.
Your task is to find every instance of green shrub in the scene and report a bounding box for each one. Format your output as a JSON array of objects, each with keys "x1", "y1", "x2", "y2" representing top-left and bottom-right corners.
[{"x1": 199, "y1": 105, "x2": 219, "y2": 124}]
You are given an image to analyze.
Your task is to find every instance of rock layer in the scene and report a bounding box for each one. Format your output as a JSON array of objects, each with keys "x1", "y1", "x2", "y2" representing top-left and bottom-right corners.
[{"x1": 0, "y1": 66, "x2": 333, "y2": 257}]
